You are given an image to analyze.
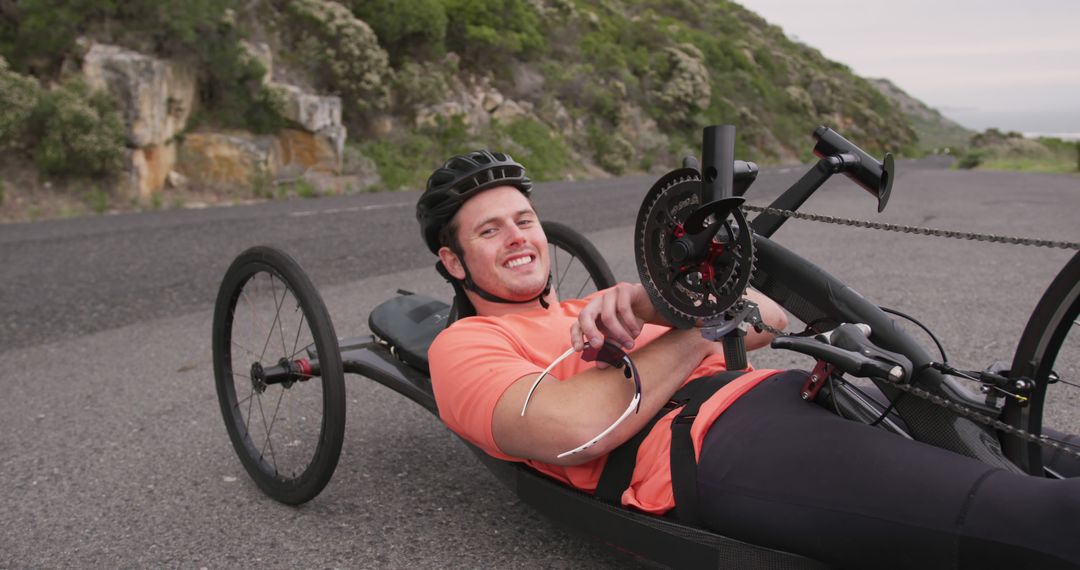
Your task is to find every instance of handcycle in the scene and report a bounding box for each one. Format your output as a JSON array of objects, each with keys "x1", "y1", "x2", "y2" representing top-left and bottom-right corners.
[{"x1": 212, "y1": 125, "x2": 1079, "y2": 568}]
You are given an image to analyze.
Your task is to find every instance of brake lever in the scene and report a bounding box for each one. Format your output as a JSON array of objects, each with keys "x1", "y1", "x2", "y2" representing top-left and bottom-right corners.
[
  {"x1": 771, "y1": 335, "x2": 907, "y2": 382},
  {"x1": 818, "y1": 323, "x2": 913, "y2": 380}
]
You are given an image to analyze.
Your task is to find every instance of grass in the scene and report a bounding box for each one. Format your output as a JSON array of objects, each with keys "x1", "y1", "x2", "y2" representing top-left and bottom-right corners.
[
  {"x1": 86, "y1": 187, "x2": 109, "y2": 214},
  {"x1": 294, "y1": 179, "x2": 318, "y2": 199},
  {"x1": 975, "y1": 157, "x2": 1079, "y2": 174}
]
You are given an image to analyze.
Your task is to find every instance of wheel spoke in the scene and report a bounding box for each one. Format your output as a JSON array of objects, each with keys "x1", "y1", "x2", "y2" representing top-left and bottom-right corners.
[
  {"x1": 575, "y1": 275, "x2": 592, "y2": 299},
  {"x1": 290, "y1": 306, "x2": 307, "y2": 361},
  {"x1": 258, "y1": 276, "x2": 289, "y2": 362},
  {"x1": 557, "y1": 255, "x2": 578, "y2": 292},
  {"x1": 255, "y1": 389, "x2": 282, "y2": 474},
  {"x1": 230, "y1": 340, "x2": 262, "y2": 361},
  {"x1": 550, "y1": 244, "x2": 561, "y2": 295},
  {"x1": 270, "y1": 274, "x2": 291, "y2": 359}
]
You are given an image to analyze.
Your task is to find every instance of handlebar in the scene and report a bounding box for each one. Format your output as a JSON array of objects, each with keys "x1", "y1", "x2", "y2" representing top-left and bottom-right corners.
[{"x1": 771, "y1": 323, "x2": 912, "y2": 382}]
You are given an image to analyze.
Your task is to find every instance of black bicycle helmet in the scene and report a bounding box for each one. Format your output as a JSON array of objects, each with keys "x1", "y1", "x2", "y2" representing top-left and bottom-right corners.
[{"x1": 417, "y1": 149, "x2": 533, "y2": 254}]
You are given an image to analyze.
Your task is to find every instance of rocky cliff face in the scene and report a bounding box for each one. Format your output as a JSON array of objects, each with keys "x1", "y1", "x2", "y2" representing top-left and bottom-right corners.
[{"x1": 79, "y1": 42, "x2": 350, "y2": 197}]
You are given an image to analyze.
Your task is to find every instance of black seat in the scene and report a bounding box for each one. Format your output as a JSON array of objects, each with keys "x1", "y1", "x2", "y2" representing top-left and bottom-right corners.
[
  {"x1": 367, "y1": 262, "x2": 474, "y2": 374},
  {"x1": 368, "y1": 293, "x2": 450, "y2": 374}
]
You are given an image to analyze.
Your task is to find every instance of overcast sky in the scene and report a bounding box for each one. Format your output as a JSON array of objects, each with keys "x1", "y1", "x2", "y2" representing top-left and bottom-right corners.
[{"x1": 735, "y1": 0, "x2": 1080, "y2": 135}]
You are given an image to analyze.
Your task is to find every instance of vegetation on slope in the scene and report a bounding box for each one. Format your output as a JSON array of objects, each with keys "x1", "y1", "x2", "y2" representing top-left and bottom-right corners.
[{"x1": 2, "y1": 0, "x2": 929, "y2": 198}]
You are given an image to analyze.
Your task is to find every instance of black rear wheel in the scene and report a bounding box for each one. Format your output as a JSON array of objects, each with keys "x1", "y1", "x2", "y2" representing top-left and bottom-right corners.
[
  {"x1": 1005, "y1": 252, "x2": 1080, "y2": 476},
  {"x1": 543, "y1": 221, "x2": 617, "y2": 298},
  {"x1": 212, "y1": 246, "x2": 345, "y2": 504}
]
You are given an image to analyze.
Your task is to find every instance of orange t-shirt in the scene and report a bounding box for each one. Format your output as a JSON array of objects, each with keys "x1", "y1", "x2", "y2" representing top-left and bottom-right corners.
[{"x1": 428, "y1": 293, "x2": 776, "y2": 514}]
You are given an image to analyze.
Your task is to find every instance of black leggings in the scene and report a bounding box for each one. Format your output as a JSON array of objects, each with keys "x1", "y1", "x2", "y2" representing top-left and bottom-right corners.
[{"x1": 697, "y1": 370, "x2": 1080, "y2": 569}]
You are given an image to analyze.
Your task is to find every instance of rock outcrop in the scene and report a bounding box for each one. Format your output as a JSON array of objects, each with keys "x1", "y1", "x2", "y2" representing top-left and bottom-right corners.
[
  {"x1": 80, "y1": 41, "x2": 350, "y2": 197},
  {"x1": 82, "y1": 43, "x2": 197, "y2": 198},
  {"x1": 175, "y1": 65, "x2": 347, "y2": 188},
  {"x1": 415, "y1": 75, "x2": 534, "y2": 132}
]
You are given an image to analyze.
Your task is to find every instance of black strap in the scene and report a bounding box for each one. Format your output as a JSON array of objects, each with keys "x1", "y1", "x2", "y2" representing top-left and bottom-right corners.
[
  {"x1": 594, "y1": 399, "x2": 680, "y2": 504},
  {"x1": 670, "y1": 371, "x2": 744, "y2": 525},
  {"x1": 594, "y1": 371, "x2": 745, "y2": 508}
]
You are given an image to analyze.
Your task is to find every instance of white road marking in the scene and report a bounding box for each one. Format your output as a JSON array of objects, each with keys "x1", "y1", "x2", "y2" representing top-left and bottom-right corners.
[{"x1": 288, "y1": 202, "x2": 410, "y2": 218}]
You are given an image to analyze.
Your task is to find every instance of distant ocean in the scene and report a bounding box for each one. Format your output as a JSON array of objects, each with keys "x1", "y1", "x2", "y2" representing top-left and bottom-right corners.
[
  {"x1": 1023, "y1": 132, "x2": 1080, "y2": 141},
  {"x1": 943, "y1": 108, "x2": 1080, "y2": 141}
]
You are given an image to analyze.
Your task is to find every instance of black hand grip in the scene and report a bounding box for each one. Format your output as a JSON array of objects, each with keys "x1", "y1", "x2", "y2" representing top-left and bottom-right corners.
[
  {"x1": 771, "y1": 336, "x2": 902, "y2": 380},
  {"x1": 723, "y1": 331, "x2": 748, "y2": 371},
  {"x1": 812, "y1": 126, "x2": 894, "y2": 212}
]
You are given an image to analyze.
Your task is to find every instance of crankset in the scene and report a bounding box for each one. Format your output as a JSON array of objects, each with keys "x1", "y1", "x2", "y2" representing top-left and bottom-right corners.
[{"x1": 635, "y1": 168, "x2": 755, "y2": 329}]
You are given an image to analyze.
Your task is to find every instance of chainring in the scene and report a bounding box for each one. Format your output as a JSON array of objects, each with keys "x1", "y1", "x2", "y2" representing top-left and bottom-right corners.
[{"x1": 635, "y1": 168, "x2": 755, "y2": 328}]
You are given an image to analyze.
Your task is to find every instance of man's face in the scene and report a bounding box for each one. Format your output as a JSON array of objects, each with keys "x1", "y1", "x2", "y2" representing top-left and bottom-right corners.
[{"x1": 442, "y1": 186, "x2": 550, "y2": 302}]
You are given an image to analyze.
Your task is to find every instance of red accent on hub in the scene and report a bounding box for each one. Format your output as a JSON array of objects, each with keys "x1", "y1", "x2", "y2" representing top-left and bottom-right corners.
[{"x1": 296, "y1": 359, "x2": 313, "y2": 378}]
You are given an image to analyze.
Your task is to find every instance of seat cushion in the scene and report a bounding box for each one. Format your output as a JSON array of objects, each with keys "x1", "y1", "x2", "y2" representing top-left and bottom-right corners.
[{"x1": 368, "y1": 293, "x2": 451, "y2": 373}]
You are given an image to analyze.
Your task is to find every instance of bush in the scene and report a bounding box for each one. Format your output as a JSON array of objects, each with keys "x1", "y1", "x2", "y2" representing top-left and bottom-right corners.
[
  {"x1": 442, "y1": 0, "x2": 545, "y2": 67},
  {"x1": 348, "y1": 0, "x2": 447, "y2": 64},
  {"x1": 0, "y1": 0, "x2": 98, "y2": 73},
  {"x1": 491, "y1": 118, "x2": 571, "y2": 181},
  {"x1": 651, "y1": 45, "x2": 711, "y2": 127},
  {"x1": 287, "y1": 0, "x2": 391, "y2": 117},
  {"x1": 0, "y1": 57, "x2": 41, "y2": 150},
  {"x1": 956, "y1": 149, "x2": 985, "y2": 170},
  {"x1": 28, "y1": 81, "x2": 126, "y2": 178},
  {"x1": 586, "y1": 125, "x2": 634, "y2": 175},
  {"x1": 362, "y1": 115, "x2": 473, "y2": 190},
  {"x1": 390, "y1": 61, "x2": 454, "y2": 116}
]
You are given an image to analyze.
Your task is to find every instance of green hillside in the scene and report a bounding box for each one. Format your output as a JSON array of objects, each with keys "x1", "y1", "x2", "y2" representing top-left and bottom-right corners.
[
  {"x1": 868, "y1": 78, "x2": 972, "y2": 153},
  {"x1": 1, "y1": 0, "x2": 926, "y2": 198}
]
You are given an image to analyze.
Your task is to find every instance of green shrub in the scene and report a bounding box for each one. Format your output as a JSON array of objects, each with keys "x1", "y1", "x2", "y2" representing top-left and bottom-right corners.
[
  {"x1": 86, "y1": 186, "x2": 109, "y2": 214},
  {"x1": 362, "y1": 114, "x2": 473, "y2": 190},
  {"x1": 956, "y1": 149, "x2": 985, "y2": 170},
  {"x1": 348, "y1": 0, "x2": 447, "y2": 63},
  {"x1": 390, "y1": 61, "x2": 454, "y2": 116},
  {"x1": 287, "y1": 0, "x2": 391, "y2": 117},
  {"x1": 29, "y1": 81, "x2": 126, "y2": 178},
  {"x1": 0, "y1": 0, "x2": 97, "y2": 73},
  {"x1": 0, "y1": 57, "x2": 40, "y2": 150},
  {"x1": 491, "y1": 118, "x2": 571, "y2": 181},
  {"x1": 295, "y1": 179, "x2": 318, "y2": 198},
  {"x1": 442, "y1": 0, "x2": 545, "y2": 68},
  {"x1": 586, "y1": 125, "x2": 634, "y2": 175},
  {"x1": 0, "y1": 178, "x2": 6, "y2": 206},
  {"x1": 363, "y1": 137, "x2": 436, "y2": 191}
]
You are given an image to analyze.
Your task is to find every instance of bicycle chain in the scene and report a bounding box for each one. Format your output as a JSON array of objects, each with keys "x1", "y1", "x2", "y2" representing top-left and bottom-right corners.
[
  {"x1": 753, "y1": 314, "x2": 1080, "y2": 461},
  {"x1": 881, "y1": 376, "x2": 1080, "y2": 461},
  {"x1": 742, "y1": 205, "x2": 1080, "y2": 250},
  {"x1": 736, "y1": 207, "x2": 1080, "y2": 461}
]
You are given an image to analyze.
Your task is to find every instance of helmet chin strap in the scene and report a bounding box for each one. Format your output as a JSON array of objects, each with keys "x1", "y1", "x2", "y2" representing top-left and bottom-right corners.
[{"x1": 460, "y1": 261, "x2": 552, "y2": 309}]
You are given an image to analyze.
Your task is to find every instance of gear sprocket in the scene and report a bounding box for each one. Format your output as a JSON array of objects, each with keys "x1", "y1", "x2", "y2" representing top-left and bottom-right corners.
[{"x1": 635, "y1": 168, "x2": 755, "y2": 328}]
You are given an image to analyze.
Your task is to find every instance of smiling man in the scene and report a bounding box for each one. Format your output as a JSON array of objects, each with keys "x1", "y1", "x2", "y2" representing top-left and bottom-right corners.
[{"x1": 416, "y1": 150, "x2": 1080, "y2": 568}]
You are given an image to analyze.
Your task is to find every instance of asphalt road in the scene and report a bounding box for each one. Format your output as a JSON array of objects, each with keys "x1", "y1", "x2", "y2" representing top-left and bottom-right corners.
[{"x1": 1, "y1": 159, "x2": 1077, "y2": 568}]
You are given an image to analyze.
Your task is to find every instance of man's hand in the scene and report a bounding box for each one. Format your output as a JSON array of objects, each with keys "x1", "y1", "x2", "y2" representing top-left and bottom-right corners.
[{"x1": 570, "y1": 283, "x2": 664, "y2": 362}]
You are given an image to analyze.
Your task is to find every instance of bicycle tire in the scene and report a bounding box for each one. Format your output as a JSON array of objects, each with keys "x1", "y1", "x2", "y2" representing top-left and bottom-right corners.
[
  {"x1": 212, "y1": 246, "x2": 346, "y2": 505},
  {"x1": 1005, "y1": 251, "x2": 1080, "y2": 475},
  {"x1": 543, "y1": 221, "x2": 617, "y2": 297}
]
